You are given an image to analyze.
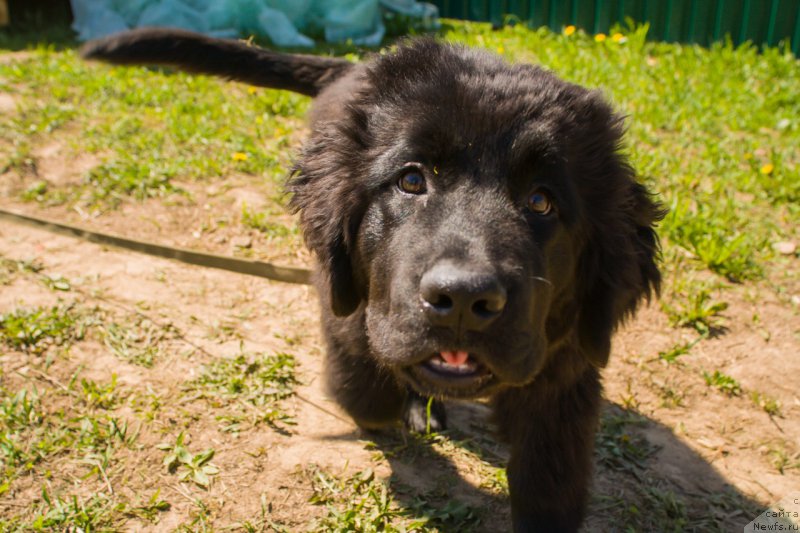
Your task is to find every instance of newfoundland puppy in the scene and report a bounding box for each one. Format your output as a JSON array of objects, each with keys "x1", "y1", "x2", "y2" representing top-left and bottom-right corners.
[{"x1": 82, "y1": 29, "x2": 662, "y2": 532}]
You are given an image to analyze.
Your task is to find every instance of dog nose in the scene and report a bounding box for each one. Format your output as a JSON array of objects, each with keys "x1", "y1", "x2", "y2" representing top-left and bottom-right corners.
[{"x1": 420, "y1": 263, "x2": 507, "y2": 332}]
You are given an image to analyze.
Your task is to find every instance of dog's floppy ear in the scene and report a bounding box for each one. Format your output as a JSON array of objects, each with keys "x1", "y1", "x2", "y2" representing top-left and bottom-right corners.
[
  {"x1": 577, "y1": 173, "x2": 663, "y2": 368},
  {"x1": 289, "y1": 166, "x2": 364, "y2": 317},
  {"x1": 567, "y1": 94, "x2": 663, "y2": 368},
  {"x1": 288, "y1": 111, "x2": 370, "y2": 317},
  {"x1": 323, "y1": 221, "x2": 362, "y2": 317}
]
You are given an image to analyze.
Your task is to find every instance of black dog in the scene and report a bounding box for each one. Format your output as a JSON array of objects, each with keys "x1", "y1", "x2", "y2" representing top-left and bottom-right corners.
[{"x1": 82, "y1": 29, "x2": 662, "y2": 532}]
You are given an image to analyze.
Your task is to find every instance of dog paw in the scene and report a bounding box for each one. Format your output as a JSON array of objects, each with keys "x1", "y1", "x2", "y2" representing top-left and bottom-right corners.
[{"x1": 403, "y1": 393, "x2": 447, "y2": 433}]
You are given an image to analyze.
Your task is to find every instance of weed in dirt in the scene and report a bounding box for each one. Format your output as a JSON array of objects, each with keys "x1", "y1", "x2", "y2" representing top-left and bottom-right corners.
[
  {"x1": 661, "y1": 283, "x2": 728, "y2": 336},
  {"x1": 638, "y1": 486, "x2": 690, "y2": 530},
  {"x1": 308, "y1": 466, "x2": 412, "y2": 531},
  {"x1": 0, "y1": 256, "x2": 44, "y2": 285},
  {"x1": 657, "y1": 337, "x2": 701, "y2": 364},
  {"x1": 20, "y1": 180, "x2": 48, "y2": 201},
  {"x1": 80, "y1": 159, "x2": 185, "y2": 209},
  {"x1": 175, "y1": 498, "x2": 214, "y2": 532},
  {"x1": 750, "y1": 391, "x2": 782, "y2": 417},
  {"x1": 157, "y1": 431, "x2": 220, "y2": 489},
  {"x1": 199, "y1": 316, "x2": 243, "y2": 342},
  {"x1": 661, "y1": 201, "x2": 764, "y2": 282},
  {"x1": 100, "y1": 315, "x2": 178, "y2": 368},
  {"x1": 183, "y1": 350, "x2": 297, "y2": 432},
  {"x1": 127, "y1": 387, "x2": 162, "y2": 422},
  {"x1": 79, "y1": 374, "x2": 120, "y2": 410},
  {"x1": 656, "y1": 383, "x2": 685, "y2": 408},
  {"x1": 405, "y1": 496, "x2": 482, "y2": 531},
  {"x1": 28, "y1": 491, "x2": 124, "y2": 532},
  {"x1": 702, "y1": 370, "x2": 743, "y2": 396},
  {"x1": 241, "y1": 202, "x2": 295, "y2": 238},
  {"x1": 229, "y1": 493, "x2": 286, "y2": 533},
  {"x1": 0, "y1": 304, "x2": 84, "y2": 354},
  {"x1": 765, "y1": 442, "x2": 800, "y2": 474},
  {"x1": 0, "y1": 387, "x2": 43, "y2": 470},
  {"x1": 307, "y1": 463, "x2": 484, "y2": 532},
  {"x1": 4, "y1": 487, "x2": 172, "y2": 531},
  {"x1": 595, "y1": 408, "x2": 658, "y2": 473},
  {"x1": 481, "y1": 467, "x2": 509, "y2": 495},
  {"x1": 0, "y1": 376, "x2": 133, "y2": 498},
  {"x1": 126, "y1": 490, "x2": 172, "y2": 522},
  {"x1": 593, "y1": 471, "x2": 752, "y2": 532},
  {"x1": 0, "y1": 255, "x2": 70, "y2": 291},
  {"x1": 40, "y1": 274, "x2": 71, "y2": 292},
  {"x1": 363, "y1": 427, "x2": 505, "y2": 527}
]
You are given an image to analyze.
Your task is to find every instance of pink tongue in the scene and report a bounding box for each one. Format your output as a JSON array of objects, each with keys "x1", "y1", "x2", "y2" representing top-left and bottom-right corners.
[{"x1": 440, "y1": 350, "x2": 469, "y2": 366}]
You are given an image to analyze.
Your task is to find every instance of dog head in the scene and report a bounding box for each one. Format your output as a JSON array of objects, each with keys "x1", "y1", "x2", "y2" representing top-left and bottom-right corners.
[{"x1": 289, "y1": 40, "x2": 662, "y2": 398}]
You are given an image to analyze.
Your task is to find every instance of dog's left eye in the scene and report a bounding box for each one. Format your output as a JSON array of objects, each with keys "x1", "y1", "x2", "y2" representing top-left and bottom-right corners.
[
  {"x1": 527, "y1": 189, "x2": 553, "y2": 215},
  {"x1": 397, "y1": 171, "x2": 427, "y2": 195}
]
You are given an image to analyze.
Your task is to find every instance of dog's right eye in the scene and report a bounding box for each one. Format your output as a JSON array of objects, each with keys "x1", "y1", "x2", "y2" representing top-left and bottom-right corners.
[{"x1": 397, "y1": 172, "x2": 427, "y2": 195}]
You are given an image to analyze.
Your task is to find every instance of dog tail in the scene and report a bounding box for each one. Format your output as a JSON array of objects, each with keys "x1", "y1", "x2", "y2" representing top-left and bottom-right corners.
[{"x1": 80, "y1": 27, "x2": 354, "y2": 97}]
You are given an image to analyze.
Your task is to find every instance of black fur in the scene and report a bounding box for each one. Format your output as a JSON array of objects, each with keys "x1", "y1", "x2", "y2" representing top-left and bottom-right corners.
[
  {"x1": 82, "y1": 31, "x2": 663, "y2": 532},
  {"x1": 80, "y1": 27, "x2": 352, "y2": 96}
]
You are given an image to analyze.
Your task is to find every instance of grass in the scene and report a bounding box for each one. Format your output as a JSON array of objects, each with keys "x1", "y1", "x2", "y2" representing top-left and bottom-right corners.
[
  {"x1": 1, "y1": 47, "x2": 304, "y2": 216},
  {"x1": 662, "y1": 284, "x2": 728, "y2": 336},
  {"x1": 157, "y1": 432, "x2": 220, "y2": 489},
  {"x1": 183, "y1": 350, "x2": 298, "y2": 432},
  {"x1": 661, "y1": 200, "x2": 764, "y2": 282},
  {"x1": 0, "y1": 376, "x2": 136, "y2": 530},
  {"x1": 596, "y1": 408, "x2": 658, "y2": 472},
  {"x1": 308, "y1": 466, "x2": 408, "y2": 531},
  {"x1": 657, "y1": 337, "x2": 701, "y2": 364},
  {"x1": 0, "y1": 304, "x2": 84, "y2": 354},
  {"x1": 702, "y1": 370, "x2": 742, "y2": 396},
  {"x1": 306, "y1": 464, "x2": 482, "y2": 531},
  {"x1": 240, "y1": 202, "x2": 296, "y2": 238},
  {"x1": 1, "y1": 16, "x2": 798, "y2": 532},
  {"x1": 750, "y1": 391, "x2": 782, "y2": 417},
  {"x1": 0, "y1": 256, "x2": 44, "y2": 285},
  {"x1": 0, "y1": 17, "x2": 795, "y2": 298},
  {"x1": 100, "y1": 315, "x2": 178, "y2": 368}
]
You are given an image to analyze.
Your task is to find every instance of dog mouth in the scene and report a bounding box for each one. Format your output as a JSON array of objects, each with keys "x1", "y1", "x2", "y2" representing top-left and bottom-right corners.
[
  {"x1": 405, "y1": 350, "x2": 495, "y2": 397},
  {"x1": 423, "y1": 350, "x2": 485, "y2": 376}
]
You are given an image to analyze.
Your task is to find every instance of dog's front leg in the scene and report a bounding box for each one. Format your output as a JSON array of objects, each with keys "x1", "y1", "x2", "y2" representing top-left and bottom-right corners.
[{"x1": 492, "y1": 367, "x2": 601, "y2": 532}]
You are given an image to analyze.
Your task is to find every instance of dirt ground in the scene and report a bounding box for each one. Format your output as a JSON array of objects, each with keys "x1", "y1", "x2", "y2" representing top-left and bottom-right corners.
[
  {"x1": 1, "y1": 157, "x2": 798, "y2": 531},
  {"x1": 0, "y1": 43, "x2": 798, "y2": 530}
]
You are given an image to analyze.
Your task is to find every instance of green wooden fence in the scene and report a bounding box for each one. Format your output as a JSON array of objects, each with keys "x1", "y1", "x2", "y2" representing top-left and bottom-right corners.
[{"x1": 430, "y1": 0, "x2": 800, "y2": 54}]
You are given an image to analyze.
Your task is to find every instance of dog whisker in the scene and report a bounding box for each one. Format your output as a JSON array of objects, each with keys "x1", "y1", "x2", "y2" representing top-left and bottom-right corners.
[{"x1": 531, "y1": 276, "x2": 553, "y2": 287}]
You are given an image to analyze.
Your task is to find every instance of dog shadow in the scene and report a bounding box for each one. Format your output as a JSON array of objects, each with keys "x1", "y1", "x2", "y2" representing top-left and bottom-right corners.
[{"x1": 343, "y1": 399, "x2": 765, "y2": 532}]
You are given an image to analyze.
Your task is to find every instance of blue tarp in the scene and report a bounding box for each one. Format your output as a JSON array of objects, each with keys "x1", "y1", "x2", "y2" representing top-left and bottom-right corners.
[{"x1": 70, "y1": 0, "x2": 438, "y2": 46}]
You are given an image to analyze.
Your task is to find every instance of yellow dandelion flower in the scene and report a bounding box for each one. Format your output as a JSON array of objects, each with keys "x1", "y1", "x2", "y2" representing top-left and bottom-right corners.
[
  {"x1": 595, "y1": 33, "x2": 607, "y2": 42},
  {"x1": 564, "y1": 25, "x2": 576, "y2": 36},
  {"x1": 247, "y1": 87, "x2": 257, "y2": 95},
  {"x1": 760, "y1": 163, "x2": 774, "y2": 175},
  {"x1": 497, "y1": 46, "x2": 505, "y2": 54},
  {"x1": 612, "y1": 32, "x2": 624, "y2": 42},
  {"x1": 232, "y1": 152, "x2": 248, "y2": 162}
]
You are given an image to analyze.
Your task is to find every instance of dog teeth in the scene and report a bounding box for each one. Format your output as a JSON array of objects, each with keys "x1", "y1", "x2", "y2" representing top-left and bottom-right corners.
[{"x1": 427, "y1": 356, "x2": 478, "y2": 374}]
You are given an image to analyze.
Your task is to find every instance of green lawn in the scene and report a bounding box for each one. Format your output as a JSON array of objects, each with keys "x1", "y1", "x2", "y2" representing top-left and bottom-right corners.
[{"x1": 2, "y1": 21, "x2": 797, "y2": 277}]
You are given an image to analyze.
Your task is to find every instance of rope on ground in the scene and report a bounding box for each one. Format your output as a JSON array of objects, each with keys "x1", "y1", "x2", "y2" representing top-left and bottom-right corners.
[{"x1": 0, "y1": 207, "x2": 312, "y2": 285}]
